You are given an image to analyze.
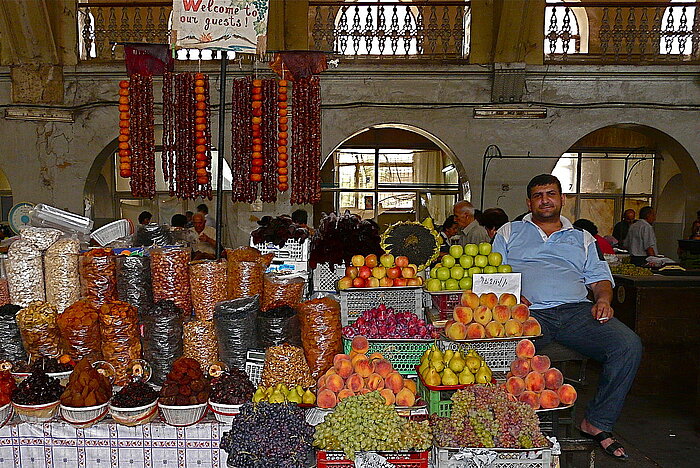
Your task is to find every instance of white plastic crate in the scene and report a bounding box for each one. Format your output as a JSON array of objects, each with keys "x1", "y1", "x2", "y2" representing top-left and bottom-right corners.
[
  {"x1": 339, "y1": 287, "x2": 423, "y2": 326},
  {"x1": 250, "y1": 238, "x2": 310, "y2": 262},
  {"x1": 244, "y1": 350, "x2": 265, "y2": 387},
  {"x1": 432, "y1": 446, "x2": 552, "y2": 468},
  {"x1": 265, "y1": 260, "x2": 309, "y2": 274},
  {"x1": 312, "y1": 263, "x2": 345, "y2": 292},
  {"x1": 438, "y1": 339, "x2": 517, "y2": 373}
]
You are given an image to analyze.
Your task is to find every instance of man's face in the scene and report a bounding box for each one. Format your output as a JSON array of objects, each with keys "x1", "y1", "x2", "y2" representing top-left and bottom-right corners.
[
  {"x1": 193, "y1": 214, "x2": 206, "y2": 232},
  {"x1": 646, "y1": 210, "x2": 656, "y2": 224},
  {"x1": 445, "y1": 225, "x2": 459, "y2": 238},
  {"x1": 526, "y1": 184, "x2": 564, "y2": 222},
  {"x1": 453, "y1": 207, "x2": 472, "y2": 228},
  {"x1": 624, "y1": 210, "x2": 635, "y2": 224}
]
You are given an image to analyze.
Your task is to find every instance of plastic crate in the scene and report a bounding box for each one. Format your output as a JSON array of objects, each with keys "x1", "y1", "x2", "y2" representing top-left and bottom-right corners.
[
  {"x1": 340, "y1": 287, "x2": 424, "y2": 325},
  {"x1": 250, "y1": 238, "x2": 310, "y2": 262},
  {"x1": 244, "y1": 350, "x2": 265, "y2": 387},
  {"x1": 428, "y1": 291, "x2": 463, "y2": 315},
  {"x1": 317, "y1": 451, "x2": 429, "y2": 468},
  {"x1": 312, "y1": 263, "x2": 345, "y2": 293},
  {"x1": 416, "y1": 375, "x2": 455, "y2": 417},
  {"x1": 342, "y1": 337, "x2": 431, "y2": 375},
  {"x1": 438, "y1": 339, "x2": 517, "y2": 373},
  {"x1": 265, "y1": 260, "x2": 309, "y2": 274},
  {"x1": 432, "y1": 446, "x2": 552, "y2": 468}
]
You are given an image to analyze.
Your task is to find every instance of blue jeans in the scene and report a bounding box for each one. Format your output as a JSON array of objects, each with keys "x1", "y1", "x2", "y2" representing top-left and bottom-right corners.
[{"x1": 531, "y1": 302, "x2": 643, "y2": 432}]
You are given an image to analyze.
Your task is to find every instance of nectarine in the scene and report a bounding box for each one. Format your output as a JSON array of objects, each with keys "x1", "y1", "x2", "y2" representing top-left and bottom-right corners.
[
  {"x1": 511, "y1": 304, "x2": 530, "y2": 323},
  {"x1": 518, "y1": 390, "x2": 540, "y2": 410},
  {"x1": 466, "y1": 323, "x2": 486, "y2": 339},
  {"x1": 557, "y1": 384, "x2": 577, "y2": 405},
  {"x1": 473, "y1": 306, "x2": 493, "y2": 326},
  {"x1": 504, "y1": 319, "x2": 523, "y2": 337},
  {"x1": 505, "y1": 376, "x2": 526, "y2": 396},
  {"x1": 530, "y1": 355, "x2": 551, "y2": 373},
  {"x1": 499, "y1": 293, "x2": 517, "y2": 307},
  {"x1": 515, "y1": 339, "x2": 536, "y2": 359},
  {"x1": 543, "y1": 368, "x2": 563, "y2": 390},
  {"x1": 317, "y1": 389, "x2": 338, "y2": 408},
  {"x1": 446, "y1": 321, "x2": 468, "y2": 340},
  {"x1": 539, "y1": 389, "x2": 560, "y2": 409},
  {"x1": 485, "y1": 321, "x2": 505, "y2": 338},
  {"x1": 525, "y1": 371, "x2": 545, "y2": 393},
  {"x1": 453, "y1": 306, "x2": 474, "y2": 324},
  {"x1": 510, "y1": 358, "x2": 531, "y2": 378},
  {"x1": 492, "y1": 305, "x2": 511, "y2": 324},
  {"x1": 351, "y1": 335, "x2": 369, "y2": 354},
  {"x1": 461, "y1": 291, "x2": 480, "y2": 309},
  {"x1": 479, "y1": 292, "x2": 498, "y2": 309},
  {"x1": 522, "y1": 318, "x2": 542, "y2": 336}
]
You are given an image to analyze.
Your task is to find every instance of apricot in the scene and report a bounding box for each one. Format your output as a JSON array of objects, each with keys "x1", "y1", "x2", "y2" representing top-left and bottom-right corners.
[
  {"x1": 515, "y1": 339, "x2": 536, "y2": 359},
  {"x1": 466, "y1": 322, "x2": 486, "y2": 339},
  {"x1": 326, "y1": 374, "x2": 344, "y2": 393},
  {"x1": 525, "y1": 371, "x2": 545, "y2": 393},
  {"x1": 317, "y1": 375, "x2": 328, "y2": 388},
  {"x1": 351, "y1": 335, "x2": 369, "y2": 354},
  {"x1": 543, "y1": 368, "x2": 564, "y2": 390},
  {"x1": 504, "y1": 319, "x2": 523, "y2": 337},
  {"x1": 511, "y1": 304, "x2": 530, "y2": 323},
  {"x1": 336, "y1": 359, "x2": 354, "y2": 378},
  {"x1": 530, "y1": 355, "x2": 551, "y2": 373},
  {"x1": 473, "y1": 306, "x2": 493, "y2": 326},
  {"x1": 498, "y1": 293, "x2": 517, "y2": 307},
  {"x1": 349, "y1": 349, "x2": 360, "y2": 360},
  {"x1": 403, "y1": 379, "x2": 416, "y2": 394},
  {"x1": 557, "y1": 384, "x2": 578, "y2": 405},
  {"x1": 368, "y1": 352, "x2": 384, "y2": 360},
  {"x1": 374, "y1": 359, "x2": 394, "y2": 378},
  {"x1": 522, "y1": 318, "x2": 542, "y2": 336},
  {"x1": 519, "y1": 390, "x2": 540, "y2": 410},
  {"x1": 354, "y1": 357, "x2": 375, "y2": 378},
  {"x1": 453, "y1": 306, "x2": 474, "y2": 324},
  {"x1": 358, "y1": 388, "x2": 371, "y2": 395},
  {"x1": 492, "y1": 305, "x2": 511, "y2": 324},
  {"x1": 479, "y1": 293, "x2": 498, "y2": 309},
  {"x1": 445, "y1": 321, "x2": 468, "y2": 340},
  {"x1": 461, "y1": 291, "x2": 480, "y2": 309},
  {"x1": 539, "y1": 389, "x2": 560, "y2": 409},
  {"x1": 505, "y1": 376, "x2": 526, "y2": 397},
  {"x1": 324, "y1": 367, "x2": 337, "y2": 377},
  {"x1": 333, "y1": 354, "x2": 351, "y2": 368},
  {"x1": 510, "y1": 358, "x2": 530, "y2": 378},
  {"x1": 395, "y1": 387, "x2": 416, "y2": 407},
  {"x1": 366, "y1": 373, "x2": 385, "y2": 391},
  {"x1": 317, "y1": 389, "x2": 338, "y2": 408},
  {"x1": 485, "y1": 321, "x2": 505, "y2": 338},
  {"x1": 337, "y1": 389, "x2": 355, "y2": 401},
  {"x1": 385, "y1": 372, "x2": 405, "y2": 393},
  {"x1": 346, "y1": 374, "x2": 365, "y2": 393},
  {"x1": 379, "y1": 388, "x2": 395, "y2": 405}
]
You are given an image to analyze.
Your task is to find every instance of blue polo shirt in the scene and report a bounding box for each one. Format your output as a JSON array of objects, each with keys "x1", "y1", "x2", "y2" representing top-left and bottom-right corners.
[{"x1": 492, "y1": 215, "x2": 614, "y2": 310}]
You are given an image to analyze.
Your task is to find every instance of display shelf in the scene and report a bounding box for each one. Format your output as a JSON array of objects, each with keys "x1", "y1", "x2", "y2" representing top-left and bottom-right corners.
[
  {"x1": 340, "y1": 287, "x2": 423, "y2": 325},
  {"x1": 318, "y1": 450, "x2": 429, "y2": 468},
  {"x1": 432, "y1": 446, "x2": 552, "y2": 468},
  {"x1": 341, "y1": 337, "x2": 432, "y2": 375}
]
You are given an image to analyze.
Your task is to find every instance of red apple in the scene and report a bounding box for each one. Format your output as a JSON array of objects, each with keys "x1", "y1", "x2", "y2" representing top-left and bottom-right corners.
[
  {"x1": 395, "y1": 256, "x2": 409, "y2": 268},
  {"x1": 372, "y1": 266, "x2": 387, "y2": 279},
  {"x1": 394, "y1": 278, "x2": 407, "y2": 287},
  {"x1": 345, "y1": 266, "x2": 359, "y2": 279},
  {"x1": 352, "y1": 277, "x2": 366, "y2": 288},
  {"x1": 351, "y1": 255, "x2": 365, "y2": 267},
  {"x1": 367, "y1": 277, "x2": 380, "y2": 288},
  {"x1": 387, "y1": 267, "x2": 401, "y2": 279},
  {"x1": 402, "y1": 266, "x2": 416, "y2": 279},
  {"x1": 379, "y1": 277, "x2": 394, "y2": 287},
  {"x1": 406, "y1": 278, "x2": 421, "y2": 286},
  {"x1": 358, "y1": 266, "x2": 372, "y2": 279},
  {"x1": 338, "y1": 277, "x2": 353, "y2": 290},
  {"x1": 365, "y1": 254, "x2": 378, "y2": 268}
]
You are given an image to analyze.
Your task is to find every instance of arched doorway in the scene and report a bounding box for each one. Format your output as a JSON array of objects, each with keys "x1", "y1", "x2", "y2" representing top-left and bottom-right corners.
[
  {"x1": 317, "y1": 124, "x2": 465, "y2": 229},
  {"x1": 0, "y1": 167, "x2": 13, "y2": 233}
]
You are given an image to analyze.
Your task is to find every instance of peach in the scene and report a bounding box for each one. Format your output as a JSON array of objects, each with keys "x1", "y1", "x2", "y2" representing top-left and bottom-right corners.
[
  {"x1": 519, "y1": 390, "x2": 540, "y2": 410},
  {"x1": 349, "y1": 349, "x2": 360, "y2": 360},
  {"x1": 530, "y1": 355, "x2": 551, "y2": 373},
  {"x1": 510, "y1": 358, "x2": 530, "y2": 378},
  {"x1": 379, "y1": 389, "x2": 396, "y2": 405},
  {"x1": 485, "y1": 321, "x2": 505, "y2": 338},
  {"x1": 326, "y1": 374, "x2": 345, "y2": 393},
  {"x1": 346, "y1": 374, "x2": 364, "y2": 393},
  {"x1": 505, "y1": 376, "x2": 526, "y2": 397},
  {"x1": 374, "y1": 359, "x2": 394, "y2": 378},
  {"x1": 511, "y1": 304, "x2": 530, "y2": 323},
  {"x1": 395, "y1": 387, "x2": 416, "y2": 407},
  {"x1": 351, "y1": 353, "x2": 367, "y2": 367},
  {"x1": 354, "y1": 357, "x2": 375, "y2": 378},
  {"x1": 452, "y1": 306, "x2": 474, "y2": 324},
  {"x1": 337, "y1": 389, "x2": 355, "y2": 400},
  {"x1": 543, "y1": 368, "x2": 563, "y2": 390},
  {"x1": 368, "y1": 352, "x2": 384, "y2": 361},
  {"x1": 385, "y1": 372, "x2": 405, "y2": 393},
  {"x1": 461, "y1": 291, "x2": 480, "y2": 309},
  {"x1": 333, "y1": 354, "x2": 351, "y2": 368},
  {"x1": 557, "y1": 384, "x2": 578, "y2": 405},
  {"x1": 317, "y1": 375, "x2": 328, "y2": 388},
  {"x1": 351, "y1": 335, "x2": 369, "y2": 354},
  {"x1": 336, "y1": 359, "x2": 354, "y2": 378},
  {"x1": 516, "y1": 339, "x2": 536, "y2": 359},
  {"x1": 499, "y1": 293, "x2": 517, "y2": 307},
  {"x1": 492, "y1": 305, "x2": 511, "y2": 324},
  {"x1": 525, "y1": 371, "x2": 545, "y2": 393},
  {"x1": 539, "y1": 389, "x2": 560, "y2": 409},
  {"x1": 317, "y1": 389, "x2": 338, "y2": 408},
  {"x1": 504, "y1": 319, "x2": 523, "y2": 337},
  {"x1": 365, "y1": 373, "x2": 385, "y2": 391},
  {"x1": 358, "y1": 388, "x2": 371, "y2": 395},
  {"x1": 522, "y1": 318, "x2": 542, "y2": 336},
  {"x1": 466, "y1": 323, "x2": 486, "y2": 339},
  {"x1": 403, "y1": 379, "x2": 416, "y2": 394},
  {"x1": 324, "y1": 367, "x2": 337, "y2": 377},
  {"x1": 479, "y1": 292, "x2": 498, "y2": 309},
  {"x1": 446, "y1": 321, "x2": 468, "y2": 340},
  {"x1": 473, "y1": 306, "x2": 493, "y2": 326},
  {"x1": 506, "y1": 371, "x2": 513, "y2": 380}
]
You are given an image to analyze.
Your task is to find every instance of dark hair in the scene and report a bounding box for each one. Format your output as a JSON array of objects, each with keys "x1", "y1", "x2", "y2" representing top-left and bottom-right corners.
[
  {"x1": 171, "y1": 214, "x2": 187, "y2": 228},
  {"x1": 196, "y1": 204, "x2": 209, "y2": 214},
  {"x1": 479, "y1": 208, "x2": 509, "y2": 230},
  {"x1": 639, "y1": 206, "x2": 654, "y2": 220},
  {"x1": 527, "y1": 174, "x2": 562, "y2": 198},
  {"x1": 291, "y1": 209, "x2": 308, "y2": 225},
  {"x1": 138, "y1": 211, "x2": 152, "y2": 223},
  {"x1": 442, "y1": 215, "x2": 457, "y2": 231},
  {"x1": 573, "y1": 218, "x2": 598, "y2": 236},
  {"x1": 185, "y1": 211, "x2": 194, "y2": 217}
]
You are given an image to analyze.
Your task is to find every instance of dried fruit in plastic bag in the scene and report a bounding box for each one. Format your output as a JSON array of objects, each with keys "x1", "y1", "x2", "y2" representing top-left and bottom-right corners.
[
  {"x1": 213, "y1": 297, "x2": 258, "y2": 371},
  {"x1": 116, "y1": 255, "x2": 153, "y2": 315},
  {"x1": 19, "y1": 226, "x2": 62, "y2": 251},
  {"x1": 98, "y1": 300, "x2": 141, "y2": 386},
  {"x1": 0, "y1": 304, "x2": 27, "y2": 362},
  {"x1": 6, "y1": 239, "x2": 45, "y2": 307},
  {"x1": 183, "y1": 319, "x2": 219, "y2": 371},
  {"x1": 260, "y1": 343, "x2": 314, "y2": 388},
  {"x1": 297, "y1": 297, "x2": 342, "y2": 379},
  {"x1": 225, "y1": 247, "x2": 272, "y2": 300},
  {"x1": 261, "y1": 273, "x2": 306, "y2": 312},
  {"x1": 256, "y1": 305, "x2": 301, "y2": 348},
  {"x1": 57, "y1": 300, "x2": 102, "y2": 362},
  {"x1": 151, "y1": 248, "x2": 192, "y2": 316},
  {"x1": 16, "y1": 301, "x2": 64, "y2": 360},
  {"x1": 45, "y1": 238, "x2": 80, "y2": 313},
  {"x1": 80, "y1": 250, "x2": 117, "y2": 308},
  {"x1": 190, "y1": 260, "x2": 227, "y2": 321},
  {"x1": 141, "y1": 300, "x2": 183, "y2": 386}
]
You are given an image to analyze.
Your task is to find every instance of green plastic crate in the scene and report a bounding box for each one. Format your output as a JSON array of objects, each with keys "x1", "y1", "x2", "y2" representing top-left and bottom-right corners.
[
  {"x1": 342, "y1": 338, "x2": 431, "y2": 375},
  {"x1": 416, "y1": 377, "x2": 455, "y2": 417}
]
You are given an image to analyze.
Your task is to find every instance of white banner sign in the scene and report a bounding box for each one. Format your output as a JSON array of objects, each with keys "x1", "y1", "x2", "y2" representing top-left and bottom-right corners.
[
  {"x1": 472, "y1": 273, "x2": 522, "y2": 299},
  {"x1": 172, "y1": 0, "x2": 270, "y2": 53}
]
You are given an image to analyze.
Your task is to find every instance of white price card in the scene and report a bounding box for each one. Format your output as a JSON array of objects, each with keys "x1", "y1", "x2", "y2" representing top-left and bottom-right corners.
[{"x1": 472, "y1": 273, "x2": 521, "y2": 299}]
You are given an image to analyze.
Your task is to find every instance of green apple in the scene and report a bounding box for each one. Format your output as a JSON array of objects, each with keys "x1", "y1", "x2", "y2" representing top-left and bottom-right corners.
[
  {"x1": 468, "y1": 266, "x2": 482, "y2": 277},
  {"x1": 426, "y1": 278, "x2": 442, "y2": 292},
  {"x1": 430, "y1": 267, "x2": 439, "y2": 279},
  {"x1": 436, "y1": 267, "x2": 451, "y2": 281},
  {"x1": 478, "y1": 242, "x2": 492, "y2": 256},
  {"x1": 464, "y1": 243, "x2": 479, "y2": 256},
  {"x1": 459, "y1": 255, "x2": 473, "y2": 269},
  {"x1": 474, "y1": 255, "x2": 488, "y2": 268},
  {"x1": 483, "y1": 265, "x2": 498, "y2": 274},
  {"x1": 441, "y1": 255, "x2": 456, "y2": 268},
  {"x1": 449, "y1": 244, "x2": 464, "y2": 259},
  {"x1": 498, "y1": 264, "x2": 513, "y2": 273},
  {"x1": 380, "y1": 254, "x2": 395, "y2": 268},
  {"x1": 445, "y1": 279, "x2": 460, "y2": 290},
  {"x1": 450, "y1": 266, "x2": 465, "y2": 280},
  {"x1": 487, "y1": 252, "x2": 502, "y2": 266},
  {"x1": 440, "y1": 280, "x2": 446, "y2": 289},
  {"x1": 459, "y1": 277, "x2": 473, "y2": 290}
]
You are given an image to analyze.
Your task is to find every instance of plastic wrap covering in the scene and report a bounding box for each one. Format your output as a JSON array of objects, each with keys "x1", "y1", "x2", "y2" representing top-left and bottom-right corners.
[
  {"x1": 260, "y1": 343, "x2": 314, "y2": 388},
  {"x1": 44, "y1": 238, "x2": 80, "y2": 313},
  {"x1": 297, "y1": 297, "x2": 343, "y2": 379},
  {"x1": 151, "y1": 248, "x2": 192, "y2": 316},
  {"x1": 98, "y1": 300, "x2": 141, "y2": 386},
  {"x1": 213, "y1": 296, "x2": 259, "y2": 371},
  {"x1": 16, "y1": 301, "x2": 64, "y2": 360},
  {"x1": 256, "y1": 305, "x2": 301, "y2": 348},
  {"x1": 261, "y1": 273, "x2": 306, "y2": 312},
  {"x1": 19, "y1": 226, "x2": 62, "y2": 251},
  {"x1": 6, "y1": 240, "x2": 45, "y2": 307},
  {"x1": 183, "y1": 319, "x2": 219, "y2": 371},
  {"x1": 189, "y1": 260, "x2": 227, "y2": 321},
  {"x1": 134, "y1": 224, "x2": 173, "y2": 247},
  {"x1": 116, "y1": 255, "x2": 153, "y2": 314},
  {"x1": 0, "y1": 304, "x2": 27, "y2": 362},
  {"x1": 225, "y1": 247, "x2": 273, "y2": 300},
  {"x1": 30, "y1": 203, "x2": 93, "y2": 235},
  {"x1": 56, "y1": 300, "x2": 102, "y2": 362},
  {"x1": 140, "y1": 300, "x2": 183, "y2": 386},
  {"x1": 79, "y1": 250, "x2": 117, "y2": 308}
]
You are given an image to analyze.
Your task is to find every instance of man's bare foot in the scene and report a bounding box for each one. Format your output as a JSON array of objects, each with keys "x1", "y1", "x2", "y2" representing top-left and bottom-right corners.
[{"x1": 580, "y1": 418, "x2": 627, "y2": 459}]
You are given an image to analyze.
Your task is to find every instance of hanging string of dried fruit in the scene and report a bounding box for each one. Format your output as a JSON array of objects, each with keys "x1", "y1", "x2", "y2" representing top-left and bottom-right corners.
[
  {"x1": 162, "y1": 72, "x2": 175, "y2": 195},
  {"x1": 277, "y1": 79, "x2": 289, "y2": 192},
  {"x1": 231, "y1": 77, "x2": 257, "y2": 203},
  {"x1": 118, "y1": 80, "x2": 131, "y2": 178},
  {"x1": 250, "y1": 79, "x2": 263, "y2": 184},
  {"x1": 260, "y1": 78, "x2": 278, "y2": 203},
  {"x1": 194, "y1": 73, "x2": 212, "y2": 197},
  {"x1": 290, "y1": 76, "x2": 322, "y2": 205},
  {"x1": 128, "y1": 74, "x2": 156, "y2": 198}
]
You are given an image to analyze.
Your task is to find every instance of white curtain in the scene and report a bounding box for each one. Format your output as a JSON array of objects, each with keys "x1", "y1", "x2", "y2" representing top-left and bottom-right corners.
[{"x1": 413, "y1": 150, "x2": 454, "y2": 225}]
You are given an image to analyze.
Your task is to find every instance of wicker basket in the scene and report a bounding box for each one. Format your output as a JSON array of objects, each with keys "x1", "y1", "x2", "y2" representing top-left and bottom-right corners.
[
  {"x1": 12, "y1": 400, "x2": 60, "y2": 423},
  {"x1": 109, "y1": 400, "x2": 159, "y2": 426},
  {"x1": 208, "y1": 400, "x2": 242, "y2": 424},
  {"x1": 0, "y1": 403, "x2": 13, "y2": 428},
  {"x1": 158, "y1": 402, "x2": 208, "y2": 427},
  {"x1": 60, "y1": 402, "x2": 109, "y2": 428}
]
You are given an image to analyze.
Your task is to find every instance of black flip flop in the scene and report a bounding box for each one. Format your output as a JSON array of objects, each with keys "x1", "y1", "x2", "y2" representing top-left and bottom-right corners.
[{"x1": 581, "y1": 430, "x2": 629, "y2": 460}]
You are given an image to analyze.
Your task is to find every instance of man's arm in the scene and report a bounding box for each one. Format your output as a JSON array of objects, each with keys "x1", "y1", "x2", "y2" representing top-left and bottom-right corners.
[
  {"x1": 589, "y1": 280, "x2": 614, "y2": 322},
  {"x1": 643, "y1": 223, "x2": 657, "y2": 256}
]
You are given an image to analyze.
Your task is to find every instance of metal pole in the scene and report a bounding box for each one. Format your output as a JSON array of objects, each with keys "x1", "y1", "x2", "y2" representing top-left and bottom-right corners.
[{"x1": 215, "y1": 51, "x2": 227, "y2": 259}]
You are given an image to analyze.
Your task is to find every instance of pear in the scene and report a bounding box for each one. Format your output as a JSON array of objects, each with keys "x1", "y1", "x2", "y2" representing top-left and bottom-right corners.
[
  {"x1": 425, "y1": 368, "x2": 442, "y2": 387},
  {"x1": 430, "y1": 348, "x2": 444, "y2": 364},
  {"x1": 279, "y1": 383, "x2": 289, "y2": 394},
  {"x1": 302, "y1": 389, "x2": 316, "y2": 404},
  {"x1": 431, "y1": 359, "x2": 445, "y2": 373},
  {"x1": 459, "y1": 369, "x2": 475, "y2": 385},
  {"x1": 418, "y1": 360, "x2": 430, "y2": 375},
  {"x1": 465, "y1": 355, "x2": 481, "y2": 373},
  {"x1": 252, "y1": 387, "x2": 266, "y2": 403},
  {"x1": 269, "y1": 389, "x2": 286, "y2": 403},
  {"x1": 420, "y1": 351, "x2": 429, "y2": 366},
  {"x1": 265, "y1": 386, "x2": 274, "y2": 396},
  {"x1": 443, "y1": 349, "x2": 454, "y2": 364},
  {"x1": 441, "y1": 368, "x2": 459, "y2": 386},
  {"x1": 475, "y1": 362, "x2": 491, "y2": 384},
  {"x1": 287, "y1": 390, "x2": 302, "y2": 404},
  {"x1": 295, "y1": 385, "x2": 305, "y2": 397},
  {"x1": 449, "y1": 352, "x2": 465, "y2": 373}
]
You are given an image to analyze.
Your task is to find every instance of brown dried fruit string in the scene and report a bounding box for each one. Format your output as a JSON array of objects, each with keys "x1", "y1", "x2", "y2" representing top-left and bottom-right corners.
[
  {"x1": 162, "y1": 72, "x2": 176, "y2": 195},
  {"x1": 129, "y1": 74, "x2": 156, "y2": 198},
  {"x1": 231, "y1": 77, "x2": 257, "y2": 203},
  {"x1": 289, "y1": 76, "x2": 322, "y2": 205},
  {"x1": 261, "y1": 78, "x2": 277, "y2": 203}
]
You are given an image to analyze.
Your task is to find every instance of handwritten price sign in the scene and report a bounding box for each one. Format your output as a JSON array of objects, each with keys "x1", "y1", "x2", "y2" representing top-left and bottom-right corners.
[{"x1": 472, "y1": 273, "x2": 522, "y2": 299}]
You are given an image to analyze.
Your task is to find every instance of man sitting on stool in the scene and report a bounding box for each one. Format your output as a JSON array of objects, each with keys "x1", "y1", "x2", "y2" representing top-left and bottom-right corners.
[{"x1": 492, "y1": 174, "x2": 642, "y2": 460}]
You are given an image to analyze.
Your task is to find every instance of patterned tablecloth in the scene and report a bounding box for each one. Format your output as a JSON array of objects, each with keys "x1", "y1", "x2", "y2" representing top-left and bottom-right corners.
[{"x1": 0, "y1": 415, "x2": 228, "y2": 468}]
